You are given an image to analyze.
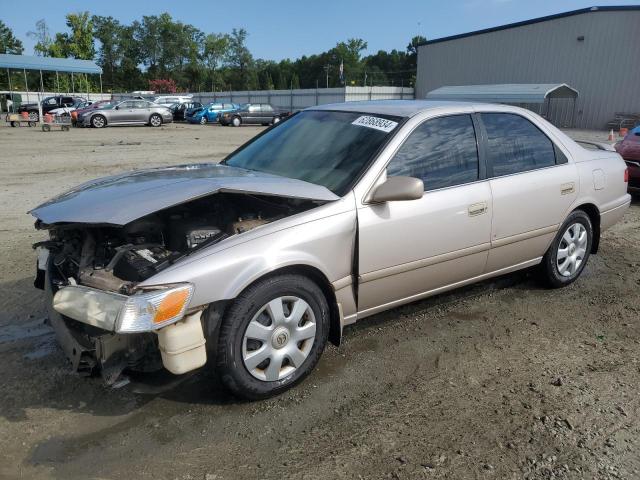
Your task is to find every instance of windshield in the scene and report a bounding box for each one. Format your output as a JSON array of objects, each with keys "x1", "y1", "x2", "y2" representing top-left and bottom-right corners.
[{"x1": 224, "y1": 110, "x2": 402, "y2": 195}]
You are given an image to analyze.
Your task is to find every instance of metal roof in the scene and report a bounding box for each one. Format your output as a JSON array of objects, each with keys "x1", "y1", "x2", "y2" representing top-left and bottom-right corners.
[
  {"x1": 420, "y1": 6, "x2": 640, "y2": 45},
  {"x1": 0, "y1": 54, "x2": 102, "y2": 74},
  {"x1": 425, "y1": 84, "x2": 579, "y2": 104}
]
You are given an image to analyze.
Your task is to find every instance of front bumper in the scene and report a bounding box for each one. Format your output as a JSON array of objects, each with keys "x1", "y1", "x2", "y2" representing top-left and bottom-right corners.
[{"x1": 44, "y1": 265, "x2": 160, "y2": 383}]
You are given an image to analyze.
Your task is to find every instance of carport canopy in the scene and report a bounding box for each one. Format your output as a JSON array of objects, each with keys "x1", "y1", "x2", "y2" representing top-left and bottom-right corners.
[
  {"x1": 425, "y1": 83, "x2": 578, "y2": 104},
  {"x1": 0, "y1": 54, "x2": 102, "y2": 74}
]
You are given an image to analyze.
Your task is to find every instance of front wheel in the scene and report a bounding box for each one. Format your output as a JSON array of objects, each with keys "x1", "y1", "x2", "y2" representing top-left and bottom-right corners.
[
  {"x1": 272, "y1": 116, "x2": 281, "y2": 125},
  {"x1": 231, "y1": 116, "x2": 241, "y2": 127},
  {"x1": 149, "y1": 114, "x2": 162, "y2": 127},
  {"x1": 217, "y1": 274, "x2": 329, "y2": 400},
  {"x1": 199, "y1": 116, "x2": 207, "y2": 125},
  {"x1": 540, "y1": 210, "x2": 593, "y2": 288}
]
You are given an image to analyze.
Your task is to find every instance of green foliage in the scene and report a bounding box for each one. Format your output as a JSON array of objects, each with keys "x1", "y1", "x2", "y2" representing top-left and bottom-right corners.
[
  {"x1": 16, "y1": 13, "x2": 421, "y2": 93},
  {"x1": 0, "y1": 20, "x2": 24, "y2": 54}
]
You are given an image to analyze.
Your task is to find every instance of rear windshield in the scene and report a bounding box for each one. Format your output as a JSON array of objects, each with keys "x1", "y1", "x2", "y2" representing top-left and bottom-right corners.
[{"x1": 224, "y1": 110, "x2": 402, "y2": 195}]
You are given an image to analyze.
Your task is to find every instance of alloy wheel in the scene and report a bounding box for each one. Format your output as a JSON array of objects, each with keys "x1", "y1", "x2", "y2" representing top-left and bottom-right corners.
[
  {"x1": 557, "y1": 222, "x2": 588, "y2": 277},
  {"x1": 242, "y1": 296, "x2": 316, "y2": 381}
]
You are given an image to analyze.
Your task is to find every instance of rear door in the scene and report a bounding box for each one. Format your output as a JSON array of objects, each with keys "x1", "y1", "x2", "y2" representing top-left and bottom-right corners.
[
  {"x1": 478, "y1": 112, "x2": 578, "y2": 272},
  {"x1": 357, "y1": 114, "x2": 493, "y2": 314}
]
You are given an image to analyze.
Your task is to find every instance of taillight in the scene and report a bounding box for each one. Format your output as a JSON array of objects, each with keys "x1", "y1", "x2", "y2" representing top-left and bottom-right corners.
[{"x1": 624, "y1": 167, "x2": 629, "y2": 183}]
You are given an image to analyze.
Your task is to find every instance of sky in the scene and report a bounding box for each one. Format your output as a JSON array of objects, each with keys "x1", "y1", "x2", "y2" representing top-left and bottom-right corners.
[{"x1": 2, "y1": 0, "x2": 639, "y2": 61}]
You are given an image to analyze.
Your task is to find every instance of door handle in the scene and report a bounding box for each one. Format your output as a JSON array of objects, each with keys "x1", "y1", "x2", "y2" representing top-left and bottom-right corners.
[
  {"x1": 468, "y1": 202, "x2": 488, "y2": 217},
  {"x1": 561, "y1": 182, "x2": 575, "y2": 195}
]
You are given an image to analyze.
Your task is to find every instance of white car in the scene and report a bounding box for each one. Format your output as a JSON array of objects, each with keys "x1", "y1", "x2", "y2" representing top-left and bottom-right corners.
[
  {"x1": 153, "y1": 95, "x2": 194, "y2": 107},
  {"x1": 48, "y1": 100, "x2": 93, "y2": 117}
]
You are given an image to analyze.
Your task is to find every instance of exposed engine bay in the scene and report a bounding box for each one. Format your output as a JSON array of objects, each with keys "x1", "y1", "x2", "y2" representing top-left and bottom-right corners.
[{"x1": 35, "y1": 193, "x2": 317, "y2": 294}]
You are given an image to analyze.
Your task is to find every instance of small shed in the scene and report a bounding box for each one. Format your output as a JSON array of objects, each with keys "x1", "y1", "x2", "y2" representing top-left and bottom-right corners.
[{"x1": 426, "y1": 83, "x2": 579, "y2": 126}]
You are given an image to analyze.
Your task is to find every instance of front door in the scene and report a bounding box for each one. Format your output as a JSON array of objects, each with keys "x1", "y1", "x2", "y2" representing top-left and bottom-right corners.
[{"x1": 357, "y1": 114, "x2": 493, "y2": 316}]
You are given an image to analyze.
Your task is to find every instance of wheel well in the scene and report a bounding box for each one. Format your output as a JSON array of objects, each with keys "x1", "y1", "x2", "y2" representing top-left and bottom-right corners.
[
  {"x1": 242, "y1": 265, "x2": 342, "y2": 347},
  {"x1": 573, "y1": 203, "x2": 600, "y2": 253}
]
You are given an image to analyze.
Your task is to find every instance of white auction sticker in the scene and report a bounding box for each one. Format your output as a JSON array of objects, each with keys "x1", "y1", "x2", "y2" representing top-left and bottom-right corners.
[{"x1": 351, "y1": 115, "x2": 398, "y2": 133}]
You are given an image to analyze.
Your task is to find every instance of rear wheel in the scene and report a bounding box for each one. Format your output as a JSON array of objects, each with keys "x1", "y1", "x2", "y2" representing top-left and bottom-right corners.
[
  {"x1": 217, "y1": 274, "x2": 329, "y2": 400},
  {"x1": 231, "y1": 116, "x2": 242, "y2": 127},
  {"x1": 149, "y1": 113, "x2": 162, "y2": 127},
  {"x1": 540, "y1": 210, "x2": 593, "y2": 288},
  {"x1": 91, "y1": 114, "x2": 106, "y2": 128},
  {"x1": 199, "y1": 116, "x2": 207, "y2": 125},
  {"x1": 272, "y1": 116, "x2": 281, "y2": 125}
]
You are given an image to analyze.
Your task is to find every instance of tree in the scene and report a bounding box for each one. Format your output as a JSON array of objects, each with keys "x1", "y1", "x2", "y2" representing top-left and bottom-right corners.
[
  {"x1": 0, "y1": 20, "x2": 23, "y2": 54},
  {"x1": 203, "y1": 33, "x2": 229, "y2": 91},
  {"x1": 149, "y1": 78, "x2": 177, "y2": 93},
  {"x1": 64, "y1": 12, "x2": 95, "y2": 59},
  {"x1": 92, "y1": 16, "x2": 122, "y2": 88},
  {"x1": 28, "y1": 19, "x2": 53, "y2": 56},
  {"x1": 226, "y1": 28, "x2": 254, "y2": 90}
]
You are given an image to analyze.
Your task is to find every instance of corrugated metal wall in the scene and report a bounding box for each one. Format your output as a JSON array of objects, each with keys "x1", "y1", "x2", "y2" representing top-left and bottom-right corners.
[
  {"x1": 416, "y1": 10, "x2": 640, "y2": 129},
  {"x1": 191, "y1": 86, "x2": 413, "y2": 111}
]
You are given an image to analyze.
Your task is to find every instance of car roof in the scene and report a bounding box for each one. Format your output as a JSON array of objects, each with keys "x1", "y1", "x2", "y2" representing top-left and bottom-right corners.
[{"x1": 309, "y1": 99, "x2": 498, "y2": 118}]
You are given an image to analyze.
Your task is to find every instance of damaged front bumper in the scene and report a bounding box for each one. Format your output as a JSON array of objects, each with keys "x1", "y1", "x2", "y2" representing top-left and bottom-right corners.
[{"x1": 43, "y1": 260, "x2": 207, "y2": 385}]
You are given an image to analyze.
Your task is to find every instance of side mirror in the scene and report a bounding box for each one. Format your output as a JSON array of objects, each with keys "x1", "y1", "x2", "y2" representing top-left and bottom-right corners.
[{"x1": 370, "y1": 176, "x2": 424, "y2": 203}]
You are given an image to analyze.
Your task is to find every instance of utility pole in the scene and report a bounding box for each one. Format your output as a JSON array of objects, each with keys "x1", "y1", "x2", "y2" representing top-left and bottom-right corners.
[{"x1": 323, "y1": 65, "x2": 331, "y2": 89}]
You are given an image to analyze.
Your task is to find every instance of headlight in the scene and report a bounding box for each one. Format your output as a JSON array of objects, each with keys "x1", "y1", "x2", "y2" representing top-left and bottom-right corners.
[{"x1": 117, "y1": 283, "x2": 194, "y2": 333}]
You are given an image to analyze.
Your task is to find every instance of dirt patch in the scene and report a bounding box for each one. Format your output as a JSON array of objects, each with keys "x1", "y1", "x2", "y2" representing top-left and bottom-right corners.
[{"x1": 1, "y1": 123, "x2": 639, "y2": 480}]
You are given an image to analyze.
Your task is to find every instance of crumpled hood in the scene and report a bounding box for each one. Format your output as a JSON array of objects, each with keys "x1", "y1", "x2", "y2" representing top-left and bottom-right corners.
[{"x1": 30, "y1": 164, "x2": 338, "y2": 226}]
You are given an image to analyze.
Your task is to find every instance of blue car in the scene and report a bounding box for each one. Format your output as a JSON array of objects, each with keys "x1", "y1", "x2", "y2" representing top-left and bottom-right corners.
[{"x1": 186, "y1": 102, "x2": 239, "y2": 124}]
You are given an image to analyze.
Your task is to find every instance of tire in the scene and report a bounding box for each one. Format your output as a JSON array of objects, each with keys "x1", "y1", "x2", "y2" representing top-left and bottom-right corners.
[
  {"x1": 231, "y1": 116, "x2": 241, "y2": 127},
  {"x1": 217, "y1": 274, "x2": 330, "y2": 400},
  {"x1": 10, "y1": 121, "x2": 17, "y2": 127},
  {"x1": 149, "y1": 114, "x2": 162, "y2": 127},
  {"x1": 91, "y1": 114, "x2": 106, "y2": 128},
  {"x1": 62, "y1": 125, "x2": 70, "y2": 132},
  {"x1": 272, "y1": 116, "x2": 281, "y2": 125},
  {"x1": 199, "y1": 116, "x2": 207, "y2": 125},
  {"x1": 28, "y1": 111, "x2": 39, "y2": 122},
  {"x1": 28, "y1": 121, "x2": 36, "y2": 127},
  {"x1": 540, "y1": 210, "x2": 593, "y2": 288},
  {"x1": 42, "y1": 124, "x2": 51, "y2": 132}
]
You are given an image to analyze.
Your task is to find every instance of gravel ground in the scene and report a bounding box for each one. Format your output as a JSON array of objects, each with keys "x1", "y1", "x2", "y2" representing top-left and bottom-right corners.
[{"x1": 0, "y1": 122, "x2": 638, "y2": 480}]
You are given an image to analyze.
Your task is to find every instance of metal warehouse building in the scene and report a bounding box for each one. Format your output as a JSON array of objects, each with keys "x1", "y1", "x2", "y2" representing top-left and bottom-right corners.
[{"x1": 415, "y1": 6, "x2": 640, "y2": 129}]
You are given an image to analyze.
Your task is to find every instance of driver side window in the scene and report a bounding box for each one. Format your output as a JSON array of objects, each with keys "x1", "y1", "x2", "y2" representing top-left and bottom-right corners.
[{"x1": 387, "y1": 114, "x2": 480, "y2": 191}]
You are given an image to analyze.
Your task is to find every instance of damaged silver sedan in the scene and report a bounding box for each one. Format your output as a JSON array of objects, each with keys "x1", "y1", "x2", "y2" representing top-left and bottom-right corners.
[{"x1": 32, "y1": 101, "x2": 631, "y2": 399}]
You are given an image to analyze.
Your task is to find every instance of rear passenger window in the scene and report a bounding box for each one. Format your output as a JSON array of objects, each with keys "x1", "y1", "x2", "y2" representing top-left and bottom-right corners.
[
  {"x1": 387, "y1": 114, "x2": 479, "y2": 191},
  {"x1": 481, "y1": 113, "x2": 557, "y2": 176}
]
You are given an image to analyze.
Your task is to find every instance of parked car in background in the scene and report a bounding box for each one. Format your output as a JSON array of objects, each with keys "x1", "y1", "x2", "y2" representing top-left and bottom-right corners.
[
  {"x1": 219, "y1": 103, "x2": 290, "y2": 127},
  {"x1": 17, "y1": 95, "x2": 86, "y2": 122},
  {"x1": 48, "y1": 100, "x2": 94, "y2": 117},
  {"x1": 169, "y1": 101, "x2": 202, "y2": 122},
  {"x1": 73, "y1": 100, "x2": 112, "y2": 126},
  {"x1": 81, "y1": 99, "x2": 173, "y2": 128},
  {"x1": 186, "y1": 102, "x2": 238, "y2": 124},
  {"x1": 153, "y1": 95, "x2": 194, "y2": 108},
  {"x1": 31, "y1": 101, "x2": 630, "y2": 399},
  {"x1": 615, "y1": 126, "x2": 640, "y2": 193}
]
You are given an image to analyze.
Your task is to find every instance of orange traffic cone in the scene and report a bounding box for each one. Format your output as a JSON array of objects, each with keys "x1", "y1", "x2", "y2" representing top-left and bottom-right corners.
[
  {"x1": 619, "y1": 128, "x2": 628, "y2": 138},
  {"x1": 608, "y1": 129, "x2": 615, "y2": 141}
]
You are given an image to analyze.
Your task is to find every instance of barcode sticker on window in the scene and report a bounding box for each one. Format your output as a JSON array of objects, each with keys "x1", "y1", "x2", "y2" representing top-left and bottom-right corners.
[{"x1": 352, "y1": 115, "x2": 398, "y2": 133}]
